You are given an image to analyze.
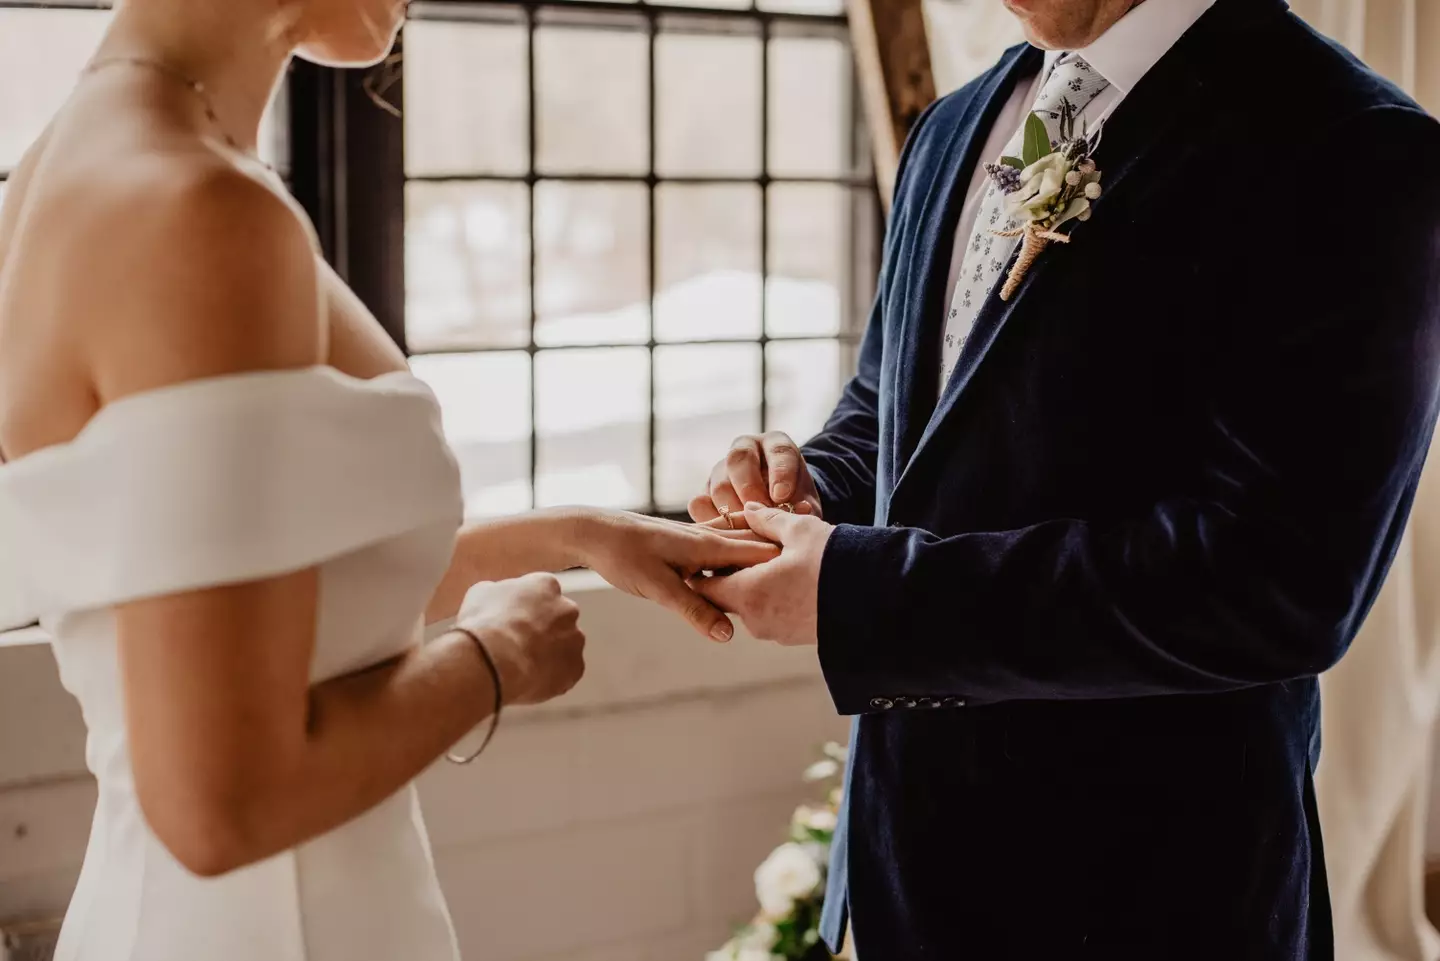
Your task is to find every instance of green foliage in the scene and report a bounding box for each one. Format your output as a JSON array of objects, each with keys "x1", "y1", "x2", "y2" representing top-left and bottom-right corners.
[
  {"x1": 771, "y1": 897, "x2": 833, "y2": 961},
  {"x1": 710, "y1": 743, "x2": 849, "y2": 961},
  {"x1": 1021, "y1": 113, "x2": 1051, "y2": 166}
]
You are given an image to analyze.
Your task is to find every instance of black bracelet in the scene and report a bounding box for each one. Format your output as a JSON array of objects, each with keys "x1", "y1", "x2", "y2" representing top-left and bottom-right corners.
[{"x1": 445, "y1": 627, "x2": 503, "y2": 765}]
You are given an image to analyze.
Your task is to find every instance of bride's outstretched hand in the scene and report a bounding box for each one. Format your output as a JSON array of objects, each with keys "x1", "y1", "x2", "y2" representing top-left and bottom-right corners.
[{"x1": 572, "y1": 510, "x2": 780, "y2": 642}]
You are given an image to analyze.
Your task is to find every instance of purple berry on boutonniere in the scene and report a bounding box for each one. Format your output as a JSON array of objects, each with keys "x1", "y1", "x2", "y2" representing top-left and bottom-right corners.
[
  {"x1": 988, "y1": 106, "x2": 1105, "y2": 301},
  {"x1": 983, "y1": 160, "x2": 1023, "y2": 194}
]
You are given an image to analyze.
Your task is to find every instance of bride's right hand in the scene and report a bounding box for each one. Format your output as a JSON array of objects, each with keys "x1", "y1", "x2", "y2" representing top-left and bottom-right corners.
[{"x1": 454, "y1": 573, "x2": 586, "y2": 707}]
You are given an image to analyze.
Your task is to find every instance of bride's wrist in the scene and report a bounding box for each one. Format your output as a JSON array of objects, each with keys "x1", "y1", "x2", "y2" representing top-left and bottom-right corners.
[{"x1": 541, "y1": 505, "x2": 609, "y2": 571}]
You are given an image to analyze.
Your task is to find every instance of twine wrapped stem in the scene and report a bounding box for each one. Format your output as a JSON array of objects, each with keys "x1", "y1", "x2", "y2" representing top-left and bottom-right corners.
[{"x1": 992, "y1": 222, "x2": 1071, "y2": 301}]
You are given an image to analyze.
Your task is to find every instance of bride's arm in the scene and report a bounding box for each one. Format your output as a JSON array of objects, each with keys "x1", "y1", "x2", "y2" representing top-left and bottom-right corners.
[
  {"x1": 119, "y1": 569, "x2": 580, "y2": 878},
  {"x1": 425, "y1": 509, "x2": 778, "y2": 641},
  {"x1": 77, "y1": 168, "x2": 582, "y2": 878}
]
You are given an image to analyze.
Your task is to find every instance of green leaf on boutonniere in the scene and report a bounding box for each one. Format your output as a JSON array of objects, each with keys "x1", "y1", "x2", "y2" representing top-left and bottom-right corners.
[
  {"x1": 1000, "y1": 155, "x2": 1025, "y2": 170},
  {"x1": 1021, "y1": 112, "x2": 1050, "y2": 166}
]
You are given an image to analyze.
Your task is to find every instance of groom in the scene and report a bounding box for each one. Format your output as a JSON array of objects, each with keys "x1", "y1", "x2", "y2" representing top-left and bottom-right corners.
[{"x1": 689, "y1": 0, "x2": 1440, "y2": 955}]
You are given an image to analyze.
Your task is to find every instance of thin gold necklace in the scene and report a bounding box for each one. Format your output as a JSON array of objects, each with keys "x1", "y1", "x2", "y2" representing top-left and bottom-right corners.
[{"x1": 81, "y1": 56, "x2": 274, "y2": 172}]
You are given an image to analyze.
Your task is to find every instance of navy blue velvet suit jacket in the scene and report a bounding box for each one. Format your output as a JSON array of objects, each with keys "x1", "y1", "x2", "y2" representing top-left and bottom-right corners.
[{"x1": 805, "y1": 0, "x2": 1440, "y2": 957}]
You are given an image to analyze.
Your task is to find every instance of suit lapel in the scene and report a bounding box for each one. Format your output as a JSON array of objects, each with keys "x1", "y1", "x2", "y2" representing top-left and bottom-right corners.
[
  {"x1": 890, "y1": 0, "x2": 1249, "y2": 507},
  {"x1": 890, "y1": 44, "x2": 1044, "y2": 474}
]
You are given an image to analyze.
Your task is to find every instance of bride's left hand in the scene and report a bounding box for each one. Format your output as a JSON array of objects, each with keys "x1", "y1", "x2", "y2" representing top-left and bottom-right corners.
[{"x1": 570, "y1": 510, "x2": 779, "y2": 642}]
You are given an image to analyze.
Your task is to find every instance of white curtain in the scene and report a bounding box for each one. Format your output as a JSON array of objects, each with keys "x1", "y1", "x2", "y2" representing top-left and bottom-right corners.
[
  {"x1": 1317, "y1": 456, "x2": 1440, "y2": 961},
  {"x1": 1284, "y1": 4, "x2": 1440, "y2": 960},
  {"x1": 1289, "y1": 0, "x2": 1440, "y2": 112},
  {"x1": 921, "y1": 2, "x2": 1440, "y2": 957}
]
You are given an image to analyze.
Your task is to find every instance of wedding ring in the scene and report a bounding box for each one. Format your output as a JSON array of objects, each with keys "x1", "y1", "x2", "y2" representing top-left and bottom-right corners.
[
  {"x1": 718, "y1": 506, "x2": 736, "y2": 529},
  {"x1": 778, "y1": 502, "x2": 795, "y2": 513}
]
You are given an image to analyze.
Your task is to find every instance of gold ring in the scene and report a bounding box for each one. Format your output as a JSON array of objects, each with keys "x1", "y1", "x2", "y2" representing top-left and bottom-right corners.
[
  {"x1": 778, "y1": 502, "x2": 795, "y2": 513},
  {"x1": 718, "y1": 506, "x2": 736, "y2": 529}
]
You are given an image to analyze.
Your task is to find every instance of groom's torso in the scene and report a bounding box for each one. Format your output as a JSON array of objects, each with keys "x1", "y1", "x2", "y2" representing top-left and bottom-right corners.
[{"x1": 830, "y1": 0, "x2": 1428, "y2": 956}]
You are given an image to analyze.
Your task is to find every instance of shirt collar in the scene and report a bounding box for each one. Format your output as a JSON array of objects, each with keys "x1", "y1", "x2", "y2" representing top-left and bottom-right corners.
[{"x1": 1040, "y1": 0, "x2": 1217, "y2": 93}]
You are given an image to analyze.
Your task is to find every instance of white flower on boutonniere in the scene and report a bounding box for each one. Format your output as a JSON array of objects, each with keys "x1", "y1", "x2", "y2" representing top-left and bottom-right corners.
[
  {"x1": 981, "y1": 101, "x2": 1104, "y2": 301},
  {"x1": 754, "y1": 841, "x2": 824, "y2": 916}
]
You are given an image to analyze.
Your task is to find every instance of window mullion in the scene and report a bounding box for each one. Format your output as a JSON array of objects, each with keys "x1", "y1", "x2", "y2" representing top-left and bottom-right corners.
[
  {"x1": 526, "y1": 4, "x2": 539, "y2": 511},
  {"x1": 646, "y1": 6, "x2": 659, "y2": 516}
]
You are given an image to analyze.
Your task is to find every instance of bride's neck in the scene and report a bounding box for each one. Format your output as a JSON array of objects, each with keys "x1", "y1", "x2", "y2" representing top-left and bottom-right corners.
[{"x1": 95, "y1": 0, "x2": 295, "y2": 154}]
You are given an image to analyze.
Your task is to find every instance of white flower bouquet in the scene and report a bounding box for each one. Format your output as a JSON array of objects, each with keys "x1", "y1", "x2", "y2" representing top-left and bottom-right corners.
[{"x1": 707, "y1": 743, "x2": 849, "y2": 961}]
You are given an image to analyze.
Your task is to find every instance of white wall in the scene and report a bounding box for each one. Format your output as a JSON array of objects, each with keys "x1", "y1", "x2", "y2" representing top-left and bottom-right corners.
[{"x1": 0, "y1": 574, "x2": 849, "y2": 961}]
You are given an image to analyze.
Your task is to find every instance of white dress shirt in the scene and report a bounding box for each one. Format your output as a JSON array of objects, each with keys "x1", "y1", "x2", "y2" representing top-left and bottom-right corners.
[{"x1": 940, "y1": 0, "x2": 1219, "y2": 329}]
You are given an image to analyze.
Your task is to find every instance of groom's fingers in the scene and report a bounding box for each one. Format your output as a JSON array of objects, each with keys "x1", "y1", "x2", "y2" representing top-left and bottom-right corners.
[
  {"x1": 743, "y1": 502, "x2": 801, "y2": 543},
  {"x1": 724, "y1": 437, "x2": 773, "y2": 507},
  {"x1": 761, "y1": 432, "x2": 802, "y2": 503}
]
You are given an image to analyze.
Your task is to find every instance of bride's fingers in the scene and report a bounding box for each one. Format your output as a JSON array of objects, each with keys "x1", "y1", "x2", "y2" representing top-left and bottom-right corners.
[
  {"x1": 701, "y1": 528, "x2": 772, "y2": 544},
  {"x1": 688, "y1": 493, "x2": 721, "y2": 523},
  {"x1": 689, "y1": 533, "x2": 780, "y2": 571},
  {"x1": 644, "y1": 564, "x2": 735, "y2": 642},
  {"x1": 709, "y1": 479, "x2": 744, "y2": 515},
  {"x1": 700, "y1": 512, "x2": 753, "y2": 532},
  {"x1": 697, "y1": 497, "x2": 815, "y2": 529}
]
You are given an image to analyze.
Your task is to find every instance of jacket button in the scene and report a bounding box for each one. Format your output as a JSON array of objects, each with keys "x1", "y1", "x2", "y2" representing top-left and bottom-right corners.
[
  {"x1": 942, "y1": 697, "x2": 967, "y2": 708},
  {"x1": 896, "y1": 696, "x2": 918, "y2": 709},
  {"x1": 917, "y1": 697, "x2": 942, "y2": 709},
  {"x1": 870, "y1": 697, "x2": 894, "y2": 710}
]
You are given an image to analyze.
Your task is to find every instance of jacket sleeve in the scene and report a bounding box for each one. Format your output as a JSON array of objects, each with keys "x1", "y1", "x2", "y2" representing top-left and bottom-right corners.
[
  {"x1": 801, "y1": 97, "x2": 948, "y2": 526},
  {"x1": 817, "y1": 105, "x2": 1440, "y2": 713},
  {"x1": 801, "y1": 294, "x2": 884, "y2": 527}
]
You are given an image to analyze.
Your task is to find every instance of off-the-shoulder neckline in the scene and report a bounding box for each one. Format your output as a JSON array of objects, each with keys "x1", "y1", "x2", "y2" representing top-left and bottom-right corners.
[{"x1": 0, "y1": 366, "x2": 425, "y2": 473}]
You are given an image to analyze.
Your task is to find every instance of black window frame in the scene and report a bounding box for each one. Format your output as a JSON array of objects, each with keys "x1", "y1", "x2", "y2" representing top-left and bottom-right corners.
[{"x1": 394, "y1": 0, "x2": 881, "y2": 519}]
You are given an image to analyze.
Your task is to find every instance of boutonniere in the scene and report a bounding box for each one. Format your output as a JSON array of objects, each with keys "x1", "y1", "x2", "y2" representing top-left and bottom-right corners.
[{"x1": 982, "y1": 101, "x2": 1103, "y2": 301}]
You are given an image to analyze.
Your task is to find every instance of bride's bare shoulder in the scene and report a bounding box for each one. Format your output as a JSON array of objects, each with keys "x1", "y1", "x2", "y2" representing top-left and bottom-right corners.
[{"x1": 44, "y1": 155, "x2": 325, "y2": 404}]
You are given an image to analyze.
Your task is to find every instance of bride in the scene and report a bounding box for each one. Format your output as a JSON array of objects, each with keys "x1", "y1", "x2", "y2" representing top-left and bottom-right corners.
[{"x1": 0, "y1": 0, "x2": 777, "y2": 958}]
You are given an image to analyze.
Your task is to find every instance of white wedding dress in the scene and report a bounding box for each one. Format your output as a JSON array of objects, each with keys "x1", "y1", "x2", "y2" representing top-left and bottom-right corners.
[{"x1": 0, "y1": 367, "x2": 466, "y2": 961}]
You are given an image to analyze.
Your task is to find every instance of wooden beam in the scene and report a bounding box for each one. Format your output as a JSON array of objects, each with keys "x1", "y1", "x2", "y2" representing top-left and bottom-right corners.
[{"x1": 848, "y1": 0, "x2": 937, "y2": 209}]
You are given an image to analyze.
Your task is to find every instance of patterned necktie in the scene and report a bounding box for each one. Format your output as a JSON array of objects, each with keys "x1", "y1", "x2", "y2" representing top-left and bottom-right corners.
[{"x1": 938, "y1": 54, "x2": 1111, "y2": 392}]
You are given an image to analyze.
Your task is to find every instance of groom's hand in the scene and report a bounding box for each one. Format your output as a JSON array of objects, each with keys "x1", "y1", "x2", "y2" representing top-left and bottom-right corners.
[
  {"x1": 688, "y1": 432, "x2": 824, "y2": 530},
  {"x1": 690, "y1": 503, "x2": 833, "y2": 646}
]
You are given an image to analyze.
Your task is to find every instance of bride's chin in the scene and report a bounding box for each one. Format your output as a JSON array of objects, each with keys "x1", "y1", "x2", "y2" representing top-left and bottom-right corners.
[
  {"x1": 295, "y1": 36, "x2": 398, "y2": 69},
  {"x1": 295, "y1": 13, "x2": 406, "y2": 68}
]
